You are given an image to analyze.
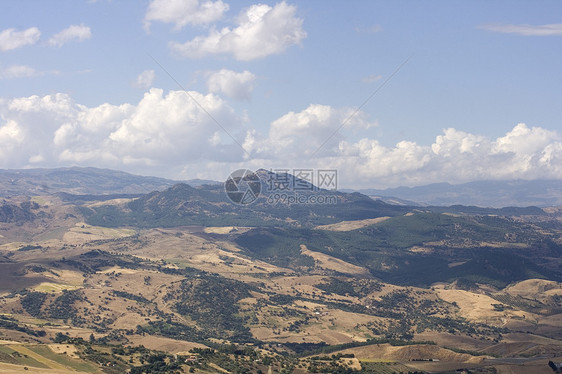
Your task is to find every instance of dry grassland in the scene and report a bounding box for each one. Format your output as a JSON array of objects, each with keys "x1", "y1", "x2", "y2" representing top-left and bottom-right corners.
[
  {"x1": 314, "y1": 217, "x2": 390, "y2": 231},
  {"x1": 300, "y1": 244, "x2": 369, "y2": 275}
]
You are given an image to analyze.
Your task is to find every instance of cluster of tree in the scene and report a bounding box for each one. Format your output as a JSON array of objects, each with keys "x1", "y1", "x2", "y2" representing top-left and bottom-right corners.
[
  {"x1": 129, "y1": 352, "x2": 182, "y2": 374},
  {"x1": 0, "y1": 201, "x2": 37, "y2": 223},
  {"x1": 0, "y1": 314, "x2": 46, "y2": 337},
  {"x1": 316, "y1": 278, "x2": 359, "y2": 297},
  {"x1": 20, "y1": 291, "x2": 48, "y2": 317},
  {"x1": 112, "y1": 290, "x2": 150, "y2": 304},
  {"x1": 47, "y1": 289, "x2": 84, "y2": 325},
  {"x1": 168, "y1": 275, "x2": 255, "y2": 341}
]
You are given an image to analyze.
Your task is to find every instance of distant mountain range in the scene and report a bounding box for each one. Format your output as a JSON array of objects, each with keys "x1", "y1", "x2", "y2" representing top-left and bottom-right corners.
[
  {"x1": 1, "y1": 167, "x2": 560, "y2": 208},
  {"x1": 0, "y1": 167, "x2": 216, "y2": 197},
  {"x1": 0, "y1": 167, "x2": 176, "y2": 196},
  {"x1": 351, "y1": 179, "x2": 562, "y2": 208}
]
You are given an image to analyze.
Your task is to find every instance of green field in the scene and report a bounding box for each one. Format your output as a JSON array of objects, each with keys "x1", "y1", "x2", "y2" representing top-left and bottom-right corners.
[
  {"x1": 27, "y1": 345, "x2": 100, "y2": 372},
  {"x1": 0, "y1": 345, "x2": 50, "y2": 369}
]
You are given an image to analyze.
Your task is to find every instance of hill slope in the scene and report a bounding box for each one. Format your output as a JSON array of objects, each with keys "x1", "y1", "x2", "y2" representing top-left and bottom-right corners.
[
  {"x1": 82, "y1": 182, "x2": 411, "y2": 228},
  {"x1": 1, "y1": 168, "x2": 562, "y2": 373}
]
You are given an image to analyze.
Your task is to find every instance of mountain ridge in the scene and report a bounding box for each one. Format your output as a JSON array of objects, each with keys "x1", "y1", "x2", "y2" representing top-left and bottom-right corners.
[
  {"x1": 351, "y1": 179, "x2": 562, "y2": 207},
  {"x1": 3, "y1": 166, "x2": 561, "y2": 208}
]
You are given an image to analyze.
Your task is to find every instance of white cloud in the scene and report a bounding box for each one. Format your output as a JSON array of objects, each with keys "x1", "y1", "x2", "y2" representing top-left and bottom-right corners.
[
  {"x1": 331, "y1": 123, "x2": 562, "y2": 188},
  {"x1": 7, "y1": 93, "x2": 78, "y2": 114},
  {"x1": 492, "y1": 123, "x2": 555, "y2": 154},
  {"x1": 48, "y1": 24, "x2": 92, "y2": 47},
  {"x1": 0, "y1": 65, "x2": 37, "y2": 79},
  {"x1": 337, "y1": 139, "x2": 432, "y2": 182},
  {"x1": 0, "y1": 27, "x2": 41, "y2": 51},
  {"x1": 0, "y1": 65, "x2": 60, "y2": 79},
  {"x1": 135, "y1": 70, "x2": 156, "y2": 89},
  {"x1": 0, "y1": 89, "x2": 246, "y2": 174},
  {"x1": 242, "y1": 118, "x2": 562, "y2": 188},
  {"x1": 144, "y1": 0, "x2": 228, "y2": 31},
  {"x1": 478, "y1": 23, "x2": 562, "y2": 36},
  {"x1": 106, "y1": 89, "x2": 241, "y2": 163},
  {"x1": 247, "y1": 104, "x2": 377, "y2": 159},
  {"x1": 170, "y1": 1, "x2": 306, "y2": 60},
  {"x1": 432, "y1": 128, "x2": 488, "y2": 157},
  {"x1": 0, "y1": 120, "x2": 25, "y2": 165},
  {"x1": 1, "y1": 91, "x2": 561, "y2": 187},
  {"x1": 0, "y1": 120, "x2": 24, "y2": 145},
  {"x1": 206, "y1": 69, "x2": 256, "y2": 100}
]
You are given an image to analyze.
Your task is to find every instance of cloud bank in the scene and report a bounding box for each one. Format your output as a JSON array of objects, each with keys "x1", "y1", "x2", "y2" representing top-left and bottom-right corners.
[
  {"x1": 1, "y1": 90, "x2": 561, "y2": 187},
  {"x1": 0, "y1": 90, "x2": 244, "y2": 175}
]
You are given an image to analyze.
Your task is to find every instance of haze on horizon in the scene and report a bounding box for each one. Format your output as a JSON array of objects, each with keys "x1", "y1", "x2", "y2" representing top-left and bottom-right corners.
[{"x1": 1, "y1": 0, "x2": 561, "y2": 189}]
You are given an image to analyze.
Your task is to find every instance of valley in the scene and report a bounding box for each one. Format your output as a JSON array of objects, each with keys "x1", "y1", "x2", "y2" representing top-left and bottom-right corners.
[{"x1": 0, "y1": 169, "x2": 561, "y2": 373}]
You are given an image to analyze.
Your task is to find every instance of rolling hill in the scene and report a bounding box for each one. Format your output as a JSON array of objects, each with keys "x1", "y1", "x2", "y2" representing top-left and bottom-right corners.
[{"x1": 0, "y1": 167, "x2": 561, "y2": 373}]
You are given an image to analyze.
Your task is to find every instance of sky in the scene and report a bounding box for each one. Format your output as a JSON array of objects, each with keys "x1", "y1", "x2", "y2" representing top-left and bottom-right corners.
[{"x1": 0, "y1": 0, "x2": 561, "y2": 189}]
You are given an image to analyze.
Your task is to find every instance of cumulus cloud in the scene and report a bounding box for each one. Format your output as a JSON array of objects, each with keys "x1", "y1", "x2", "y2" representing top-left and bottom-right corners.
[
  {"x1": 170, "y1": 1, "x2": 306, "y2": 60},
  {"x1": 144, "y1": 0, "x2": 228, "y2": 31},
  {"x1": 1, "y1": 91, "x2": 561, "y2": 187},
  {"x1": 0, "y1": 27, "x2": 41, "y2": 51},
  {"x1": 0, "y1": 120, "x2": 25, "y2": 164},
  {"x1": 0, "y1": 89, "x2": 246, "y2": 174},
  {"x1": 206, "y1": 69, "x2": 256, "y2": 100},
  {"x1": 247, "y1": 104, "x2": 377, "y2": 159},
  {"x1": 48, "y1": 24, "x2": 92, "y2": 47},
  {"x1": 332, "y1": 124, "x2": 562, "y2": 188},
  {"x1": 135, "y1": 70, "x2": 156, "y2": 89},
  {"x1": 478, "y1": 23, "x2": 562, "y2": 36},
  {"x1": 242, "y1": 119, "x2": 562, "y2": 188}
]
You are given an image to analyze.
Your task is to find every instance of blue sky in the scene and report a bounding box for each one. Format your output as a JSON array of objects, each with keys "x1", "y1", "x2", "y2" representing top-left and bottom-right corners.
[{"x1": 1, "y1": 0, "x2": 561, "y2": 188}]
